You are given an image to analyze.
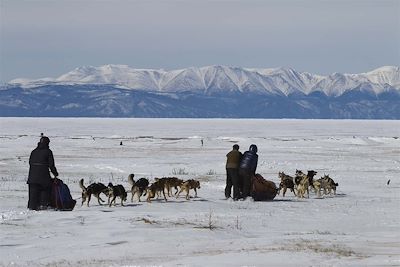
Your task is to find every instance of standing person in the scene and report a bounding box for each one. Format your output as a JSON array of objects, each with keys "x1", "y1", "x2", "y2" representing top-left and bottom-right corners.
[
  {"x1": 27, "y1": 136, "x2": 59, "y2": 210},
  {"x1": 225, "y1": 144, "x2": 242, "y2": 200},
  {"x1": 239, "y1": 144, "x2": 258, "y2": 200}
]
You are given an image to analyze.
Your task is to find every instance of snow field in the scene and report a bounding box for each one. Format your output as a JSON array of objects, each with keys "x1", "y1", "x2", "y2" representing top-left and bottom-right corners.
[{"x1": 0, "y1": 118, "x2": 399, "y2": 266}]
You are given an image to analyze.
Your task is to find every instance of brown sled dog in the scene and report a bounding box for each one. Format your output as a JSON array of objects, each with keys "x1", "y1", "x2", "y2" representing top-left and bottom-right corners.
[
  {"x1": 177, "y1": 179, "x2": 201, "y2": 200},
  {"x1": 164, "y1": 177, "x2": 184, "y2": 197},
  {"x1": 79, "y1": 178, "x2": 109, "y2": 206},
  {"x1": 147, "y1": 178, "x2": 168, "y2": 203},
  {"x1": 294, "y1": 170, "x2": 310, "y2": 199}
]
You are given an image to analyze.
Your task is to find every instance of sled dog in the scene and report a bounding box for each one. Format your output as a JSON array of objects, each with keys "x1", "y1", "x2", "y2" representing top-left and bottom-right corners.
[
  {"x1": 107, "y1": 183, "x2": 127, "y2": 207},
  {"x1": 177, "y1": 179, "x2": 201, "y2": 200},
  {"x1": 277, "y1": 172, "x2": 296, "y2": 197},
  {"x1": 147, "y1": 179, "x2": 168, "y2": 202},
  {"x1": 295, "y1": 171, "x2": 309, "y2": 199},
  {"x1": 306, "y1": 170, "x2": 318, "y2": 191},
  {"x1": 128, "y1": 174, "x2": 149, "y2": 202},
  {"x1": 164, "y1": 177, "x2": 184, "y2": 197},
  {"x1": 79, "y1": 178, "x2": 108, "y2": 206},
  {"x1": 316, "y1": 174, "x2": 339, "y2": 196}
]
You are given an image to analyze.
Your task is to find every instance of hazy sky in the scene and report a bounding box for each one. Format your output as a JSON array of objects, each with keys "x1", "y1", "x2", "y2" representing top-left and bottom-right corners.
[{"x1": 1, "y1": 0, "x2": 399, "y2": 82}]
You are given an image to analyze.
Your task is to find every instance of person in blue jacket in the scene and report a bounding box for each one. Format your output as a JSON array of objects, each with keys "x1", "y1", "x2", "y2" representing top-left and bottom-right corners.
[{"x1": 239, "y1": 144, "x2": 258, "y2": 200}]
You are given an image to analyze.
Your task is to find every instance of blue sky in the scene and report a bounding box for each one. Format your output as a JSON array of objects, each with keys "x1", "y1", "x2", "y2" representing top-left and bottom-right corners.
[{"x1": 1, "y1": 0, "x2": 399, "y2": 82}]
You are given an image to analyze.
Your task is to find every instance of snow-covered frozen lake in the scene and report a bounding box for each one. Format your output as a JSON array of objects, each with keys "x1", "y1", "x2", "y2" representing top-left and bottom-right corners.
[{"x1": 0, "y1": 118, "x2": 399, "y2": 267}]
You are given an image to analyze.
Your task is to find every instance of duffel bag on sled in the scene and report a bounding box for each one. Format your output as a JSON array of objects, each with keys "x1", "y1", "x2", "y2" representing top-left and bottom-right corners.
[
  {"x1": 50, "y1": 178, "x2": 76, "y2": 211},
  {"x1": 251, "y1": 173, "x2": 278, "y2": 201}
]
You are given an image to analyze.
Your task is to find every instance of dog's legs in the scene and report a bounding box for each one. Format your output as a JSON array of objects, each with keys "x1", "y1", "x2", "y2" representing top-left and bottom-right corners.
[
  {"x1": 109, "y1": 196, "x2": 116, "y2": 207},
  {"x1": 297, "y1": 187, "x2": 303, "y2": 198},
  {"x1": 146, "y1": 189, "x2": 154, "y2": 203},
  {"x1": 162, "y1": 189, "x2": 168, "y2": 202},
  {"x1": 174, "y1": 186, "x2": 179, "y2": 196},
  {"x1": 176, "y1": 188, "x2": 183, "y2": 198},
  {"x1": 194, "y1": 188, "x2": 198, "y2": 198},
  {"x1": 146, "y1": 191, "x2": 151, "y2": 203},
  {"x1": 87, "y1": 194, "x2": 92, "y2": 207},
  {"x1": 185, "y1": 188, "x2": 190, "y2": 200},
  {"x1": 291, "y1": 188, "x2": 297, "y2": 196},
  {"x1": 166, "y1": 186, "x2": 171, "y2": 197},
  {"x1": 95, "y1": 194, "x2": 102, "y2": 206},
  {"x1": 282, "y1": 187, "x2": 287, "y2": 197},
  {"x1": 81, "y1": 193, "x2": 86, "y2": 206}
]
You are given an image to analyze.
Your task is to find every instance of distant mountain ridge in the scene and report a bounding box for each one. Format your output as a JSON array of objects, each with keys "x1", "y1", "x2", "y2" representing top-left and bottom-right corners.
[
  {"x1": 8, "y1": 65, "x2": 400, "y2": 96},
  {"x1": 2, "y1": 65, "x2": 400, "y2": 119}
]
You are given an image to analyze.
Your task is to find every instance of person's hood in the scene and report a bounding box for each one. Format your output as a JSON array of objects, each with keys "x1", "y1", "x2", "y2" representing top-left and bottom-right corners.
[
  {"x1": 37, "y1": 136, "x2": 50, "y2": 149},
  {"x1": 249, "y1": 144, "x2": 258, "y2": 153}
]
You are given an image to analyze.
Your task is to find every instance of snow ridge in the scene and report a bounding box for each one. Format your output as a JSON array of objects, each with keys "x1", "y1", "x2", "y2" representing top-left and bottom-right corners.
[{"x1": 8, "y1": 65, "x2": 400, "y2": 96}]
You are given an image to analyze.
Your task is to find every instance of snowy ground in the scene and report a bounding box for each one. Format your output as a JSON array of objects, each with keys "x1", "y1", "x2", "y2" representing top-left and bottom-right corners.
[{"x1": 0, "y1": 118, "x2": 399, "y2": 267}]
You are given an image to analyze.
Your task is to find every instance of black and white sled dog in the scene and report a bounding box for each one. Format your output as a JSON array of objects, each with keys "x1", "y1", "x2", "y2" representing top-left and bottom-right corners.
[
  {"x1": 128, "y1": 173, "x2": 149, "y2": 202},
  {"x1": 107, "y1": 183, "x2": 127, "y2": 207},
  {"x1": 277, "y1": 171, "x2": 296, "y2": 197},
  {"x1": 79, "y1": 178, "x2": 109, "y2": 206}
]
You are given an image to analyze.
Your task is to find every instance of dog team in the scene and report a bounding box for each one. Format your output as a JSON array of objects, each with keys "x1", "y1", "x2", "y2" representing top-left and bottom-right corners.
[
  {"x1": 225, "y1": 144, "x2": 339, "y2": 201},
  {"x1": 79, "y1": 174, "x2": 201, "y2": 207},
  {"x1": 277, "y1": 169, "x2": 339, "y2": 198}
]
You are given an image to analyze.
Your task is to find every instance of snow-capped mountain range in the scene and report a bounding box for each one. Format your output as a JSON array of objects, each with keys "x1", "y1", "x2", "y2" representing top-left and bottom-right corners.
[
  {"x1": 8, "y1": 65, "x2": 400, "y2": 97},
  {"x1": 2, "y1": 65, "x2": 400, "y2": 118}
]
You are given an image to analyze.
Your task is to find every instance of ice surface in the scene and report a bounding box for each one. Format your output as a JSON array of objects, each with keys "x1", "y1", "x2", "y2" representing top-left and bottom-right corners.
[{"x1": 0, "y1": 118, "x2": 399, "y2": 266}]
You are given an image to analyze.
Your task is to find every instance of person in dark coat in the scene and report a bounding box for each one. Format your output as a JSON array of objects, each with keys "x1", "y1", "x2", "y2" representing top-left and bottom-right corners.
[
  {"x1": 239, "y1": 144, "x2": 258, "y2": 200},
  {"x1": 27, "y1": 136, "x2": 58, "y2": 210},
  {"x1": 225, "y1": 144, "x2": 242, "y2": 200}
]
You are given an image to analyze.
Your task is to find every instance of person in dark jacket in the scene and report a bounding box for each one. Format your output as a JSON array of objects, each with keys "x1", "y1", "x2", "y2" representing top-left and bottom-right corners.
[
  {"x1": 225, "y1": 144, "x2": 242, "y2": 200},
  {"x1": 239, "y1": 144, "x2": 258, "y2": 200},
  {"x1": 27, "y1": 136, "x2": 58, "y2": 210}
]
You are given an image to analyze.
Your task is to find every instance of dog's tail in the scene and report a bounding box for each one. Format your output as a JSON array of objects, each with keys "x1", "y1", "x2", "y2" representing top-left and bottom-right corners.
[
  {"x1": 128, "y1": 173, "x2": 135, "y2": 185},
  {"x1": 79, "y1": 178, "x2": 87, "y2": 192}
]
